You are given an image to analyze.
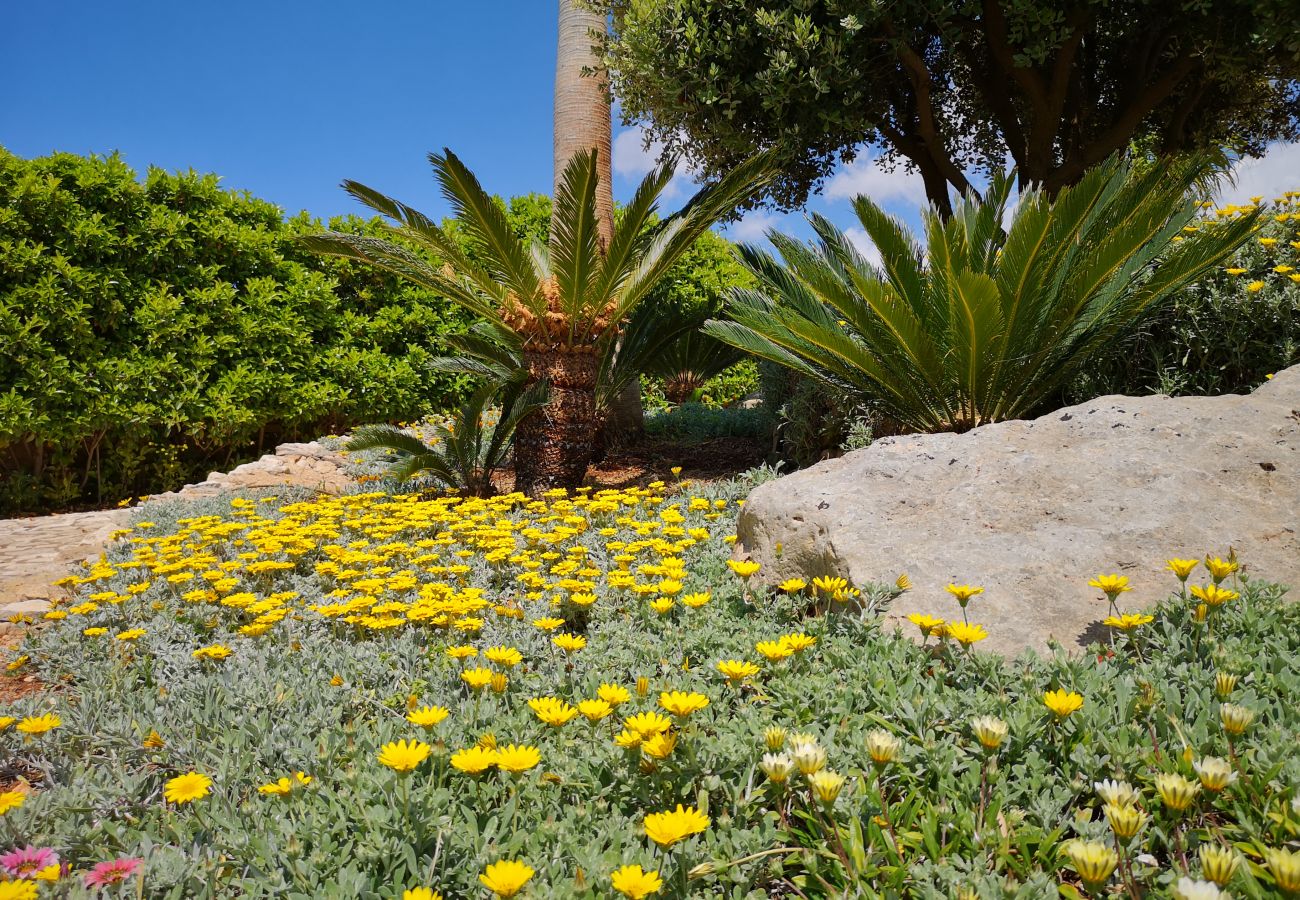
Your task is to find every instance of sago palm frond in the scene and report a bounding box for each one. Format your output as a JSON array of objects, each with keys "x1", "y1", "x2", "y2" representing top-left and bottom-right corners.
[{"x1": 705, "y1": 154, "x2": 1258, "y2": 433}]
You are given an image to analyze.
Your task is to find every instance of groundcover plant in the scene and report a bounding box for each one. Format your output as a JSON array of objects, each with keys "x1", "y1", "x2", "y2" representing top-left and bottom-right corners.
[{"x1": 1, "y1": 476, "x2": 1298, "y2": 898}]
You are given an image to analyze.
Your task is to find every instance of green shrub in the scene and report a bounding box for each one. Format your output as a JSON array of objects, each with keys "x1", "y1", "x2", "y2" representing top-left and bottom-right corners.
[
  {"x1": 0, "y1": 148, "x2": 472, "y2": 513},
  {"x1": 1074, "y1": 196, "x2": 1300, "y2": 399}
]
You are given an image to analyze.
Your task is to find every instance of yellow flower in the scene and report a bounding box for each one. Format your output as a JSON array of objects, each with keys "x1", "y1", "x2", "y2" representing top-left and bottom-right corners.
[
  {"x1": 403, "y1": 889, "x2": 443, "y2": 900},
  {"x1": 528, "y1": 697, "x2": 579, "y2": 727},
  {"x1": 115, "y1": 628, "x2": 146, "y2": 641},
  {"x1": 946, "y1": 622, "x2": 988, "y2": 647},
  {"x1": 483, "y1": 646, "x2": 523, "y2": 667},
  {"x1": 1155, "y1": 772, "x2": 1200, "y2": 812},
  {"x1": 658, "y1": 690, "x2": 709, "y2": 717},
  {"x1": 1064, "y1": 840, "x2": 1118, "y2": 889},
  {"x1": 0, "y1": 790, "x2": 25, "y2": 814},
  {"x1": 649, "y1": 597, "x2": 675, "y2": 615},
  {"x1": 1043, "y1": 689, "x2": 1084, "y2": 718},
  {"x1": 1190, "y1": 584, "x2": 1238, "y2": 607},
  {"x1": 643, "y1": 804, "x2": 710, "y2": 847},
  {"x1": 494, "y1": 744, "x2": 541, "y2": 774},
  {"x1": 791, "y1": 739, "x2": 827, "y2": 774},
  {"x1": 16, "y1": 714, "x2": 61, "y2": 736},
  {"x1": 83, "y1": 626, "x2": 108, "y2": 637},
  {"x1": 597, "y1": 683, "x2": 631, "y2": 705},
  {"x1": 779, "y1": 632, "x2": 816, "y2": 653},
  {"x1": 907, "y1": 613, "x2": 945, "y2": 637},
  {"x1": 0, "y1": 881, "x2": 39, "y2": 900},
  {"x1": 811, "y1": 575, "x2": 848, "y2": 594},
  {"x1": 614, "y1": 729, "x2": 643, "y2": 749},
  {"x1": 610, "y1": 863, "x2": 663, "y2": 899},
  {"x1": 1166, "y1": 558, "x2": 1198, "y2": 580},
  {"x1": 1101, "y1": 613, "x2": 1154, "y2": 631},
  {"x1": 716, "y1": 659, "x2": 760, "y2": 684},
  {"x1": 1104, "y1": 803, "x2": 1148, "y2": 840},
  {"x1": 532, "y1": 617, "x2": 565, "y2": 631},
  {"x1": 809, "y1": 769, "x2": 847, "y2": 804},
  {"x1": 970, "y1": 715, "x2": 1008, "y2": 750},
  {"x1": 1246, "y1": 280, "x2": 1266, "y2": 292},
  {"x1": 1259, "y1": 237, "x2": 1278, "y2": 246},
  {"x1": 578, "y1": 699, "x2": 614, "y2": 721},
  {"x1": 1225, "y1": 267, "x2": 1247, "y2": 275},
  {"x1": 552, "y1": 633, "x2": 587, "y2": 653},
  {"x1": 164, "y1": 771, "x2": 213, "y2": 804},
  {"x1": 1193, "y1": 756, "x2": 1237, "y2": 792},
  {"x1": 449, "y1": 745, "x2": 498, "y2": 775},
  {"x1": 945, "y1": 584, "x2": 983, "y2": 606},
  {"x1": 1203, "y1": 556, "x2": 1239, "y2": 582},
  {"x1": 1087, "y1": 574, "x2": 1131, "y2": 598},
  {"x1": 641, "y1": 730, "x2": 677, "y2": 759},
  {"x1": 624, "y1": 711, "x2": 673, "y2": 736},
  {"x1": 478, "y1": 859, "x2": 534, "y2": 898},
  {"x1": 777, "y1": 578, "x2": 807, "y2": 593},
  {"x1": 680, "y1": 592, "x2": 711, "y2": 608},
  {"x1": 1219, "y1": 702, "x2": 1254, "y2": 735},
  {"x1": 378, "y1": 739, "x2": 431, "y2": 774},
  {"x1": 192, "y1": 644, "x2": 232, "y2": 661},
  {"x1": 257, "y1": 777, "x2": 294, "y2": 797},
  {"x1": 1214, "y1": 671, "x2": 1238, "y2": 697},
  {"x1": 407, "y1": 706, "x2": 450, "y2": 729},
  {"x1": 461, "y1": 667, "x2": 494, "y2": 690},
  {"x1": 764, "y1": 726, "x2": 787, "y2": 750},
  {"x1": 1199, "y1": 845, "x2": 1240, "y2": 887},
  {"x1": 1265, "y1": 847, "x2": 1300, "y2": 893},
  {"x1": 865, "y1": 729, "x2": 901, "y2": 766},
  {"x1": 895, "y1": 573, "x2": 912, "y2": 591},
  {"x1": 755, "y1": 640, "x2": 794, "y2": 661},
  {"x1": 0, "y1": 716, "x2": 15, "y2": 731},
  {"x1": 727, "y1": 560, "x2": 760, "y2": 578},
  {"x1": 445, "y1": 645, "x2": 478, "y2": 660}
]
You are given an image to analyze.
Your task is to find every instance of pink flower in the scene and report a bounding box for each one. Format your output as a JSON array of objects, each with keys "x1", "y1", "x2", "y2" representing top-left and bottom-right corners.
[
  {"x1": 84, "y1": 856, "x2": 144, "y2": 887},
  {"x1": 0, "y1": 845, "x2": 58, "y2": 877}
]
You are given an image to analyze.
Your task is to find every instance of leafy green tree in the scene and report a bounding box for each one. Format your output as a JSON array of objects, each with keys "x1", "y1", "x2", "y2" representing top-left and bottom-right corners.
[
  {"x1": 594, "y1": 0, "x2": 1300, "y2": 216},
  {"x1": 705, "y1": 156, "x2": 1258, "y2": 432}
]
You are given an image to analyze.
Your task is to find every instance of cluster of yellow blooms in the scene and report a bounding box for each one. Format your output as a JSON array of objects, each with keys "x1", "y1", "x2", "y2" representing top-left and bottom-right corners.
[{"x1": 1190, "y1": 191, "x2": 1300, "y2": 291}]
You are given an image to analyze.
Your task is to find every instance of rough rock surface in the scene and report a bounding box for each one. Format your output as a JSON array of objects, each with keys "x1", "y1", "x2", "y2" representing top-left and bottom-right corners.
[
  {"x1": 1, "y1": 441, "x2": 350, "y2": 623},
  {"x1": 736, "y1": 366, "x2": 1300, "y2": 657}
]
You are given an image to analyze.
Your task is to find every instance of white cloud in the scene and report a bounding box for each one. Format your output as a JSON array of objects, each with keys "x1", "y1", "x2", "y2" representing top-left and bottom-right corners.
[
  {"x1": 1215, "y1": 142, "x2": 1300, "y2": 207},
  {"x1": 824, "y1": 154, "x2": 929, "y2": 208},
  {"x1": 612, "y1": 125, "x2": 698, "y2": 199},
  {"x1": 843, "y1": 226, "x2": 884, "y2": 268},
  {"x1": 725, "y1": 210, "x2": 782, "y2": 243}
]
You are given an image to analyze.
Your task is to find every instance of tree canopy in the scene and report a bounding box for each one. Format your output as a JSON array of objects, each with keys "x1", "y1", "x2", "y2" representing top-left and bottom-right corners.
[{"x1": 594, "y1": 0, "x2": 1300, "y2": 215}]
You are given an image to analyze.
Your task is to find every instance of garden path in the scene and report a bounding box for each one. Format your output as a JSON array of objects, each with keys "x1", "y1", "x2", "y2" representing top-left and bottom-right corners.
[{"x1": 0, "y1": 441, "x2": 350, "y2": 631}]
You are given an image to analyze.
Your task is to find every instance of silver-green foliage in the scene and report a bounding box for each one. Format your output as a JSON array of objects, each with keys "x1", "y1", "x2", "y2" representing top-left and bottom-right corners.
[{"x1": 706, "y1": 157, "x2": 1260, "y2": 433}]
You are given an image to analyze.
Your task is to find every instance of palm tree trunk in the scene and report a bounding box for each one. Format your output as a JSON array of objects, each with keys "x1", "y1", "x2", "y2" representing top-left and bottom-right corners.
[
  {"x1": 553, "y1": 0, "x2": 645, "y2": 455},
  {"x1": 513, "y1": 348, "x2": 599, "y2": 496},
  {"x1": 554, "y1": 1, "x2": 614, "y2": 250}
]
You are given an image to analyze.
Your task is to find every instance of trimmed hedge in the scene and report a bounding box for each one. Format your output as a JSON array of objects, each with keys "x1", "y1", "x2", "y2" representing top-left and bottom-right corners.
[{"x1": 0, "y1": 148, "x2": 471, "y2": 513}]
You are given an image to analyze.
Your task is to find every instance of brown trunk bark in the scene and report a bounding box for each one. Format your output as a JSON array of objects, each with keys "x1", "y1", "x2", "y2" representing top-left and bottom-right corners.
[{"x1": 513, "y1": 348, "x2": 600, "y2": 496}]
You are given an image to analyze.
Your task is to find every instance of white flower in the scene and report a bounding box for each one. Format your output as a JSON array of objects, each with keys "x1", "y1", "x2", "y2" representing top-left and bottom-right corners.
[
  {"x1": 1172, "y1": 876, "x2": 1226, "y2": 900},
  {"x1": 1094, "y1": 778, "x2": 1140, "y2": 807}
]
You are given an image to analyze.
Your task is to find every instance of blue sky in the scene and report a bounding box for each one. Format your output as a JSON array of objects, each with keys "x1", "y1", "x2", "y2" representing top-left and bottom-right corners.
[{"x1": 4, "y1": 1, "x2": 1297, "y2": 262}]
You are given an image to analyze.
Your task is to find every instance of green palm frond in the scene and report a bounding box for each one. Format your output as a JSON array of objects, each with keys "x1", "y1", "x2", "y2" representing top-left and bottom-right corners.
[{"x1": 707, "y1": 153, "x2": 1254, "y2": 433}]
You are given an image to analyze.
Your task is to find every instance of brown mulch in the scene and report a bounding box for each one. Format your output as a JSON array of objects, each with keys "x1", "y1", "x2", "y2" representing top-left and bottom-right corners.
[
  {"x1": 488, "y1": 436, "x2": 763, "y2": 494},
  {"x1": 0, "y1": 673, "x2": 44, "y2": 704}
]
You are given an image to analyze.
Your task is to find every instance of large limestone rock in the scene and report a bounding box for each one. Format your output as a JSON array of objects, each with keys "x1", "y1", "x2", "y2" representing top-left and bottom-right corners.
[{"x1": 736, "y1": 366, "x2": 1300, "y2": 656}]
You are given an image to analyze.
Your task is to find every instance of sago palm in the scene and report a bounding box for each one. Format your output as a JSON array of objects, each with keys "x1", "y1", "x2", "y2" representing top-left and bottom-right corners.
[
  {"x1": 345, "y1": 374, "x2": 546, "y2": 497},
  {"x1": 704, "y1": 156, "x2": 1259, "y2": 434},
  {"x1": 302, "y1": 148, "x2": 772, "y2": 494}
]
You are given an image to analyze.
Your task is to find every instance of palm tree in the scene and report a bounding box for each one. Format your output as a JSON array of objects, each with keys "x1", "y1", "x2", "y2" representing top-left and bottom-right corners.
[
  {"x1": 554, "y1": 0, "x2": 644, "y2": 442},
  {"x1": 300, "y1": 149, "x2": 772, "y2": 495},
  {"x1": 705, "y1": 155, "x2": 1258, "y2": 433}
]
